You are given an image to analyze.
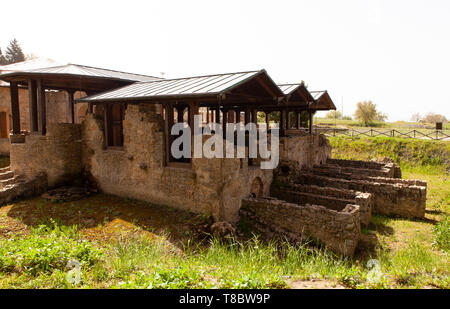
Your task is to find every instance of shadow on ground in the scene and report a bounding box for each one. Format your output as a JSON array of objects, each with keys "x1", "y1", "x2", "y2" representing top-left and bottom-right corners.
[{"x1": 4, "y1": 193, "x2": 208, "y2": 249}]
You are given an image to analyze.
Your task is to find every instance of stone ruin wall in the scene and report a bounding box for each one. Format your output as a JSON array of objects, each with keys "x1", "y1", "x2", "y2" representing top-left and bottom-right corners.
[
  {"x1": 10, "y1": 123, "x2": 82, "y2": 187},
  {"x1": 81, "y1": 104, "x2": 275, "y2": 222},
  {"x1": 279, "y1": 133, "x2": 331, "y2": 169},
  {"x1": 7, "y1": 101, "x2": 333, "y2": 223},
  {"x1": 0, "y1": 86, "x2": 88, "y2": 155},
  {"x1": 240, "y1": 196, "x2": 361, "y2": 256},
  {"x1": 327, "y1": 158, "x2": 402, "y2": 178},
  {"x1": 294, "y1": 172, "x2": 426, "y2": 218},
  {"x1": 270, "y1": 183, "x2": 373, "y2": 226}
]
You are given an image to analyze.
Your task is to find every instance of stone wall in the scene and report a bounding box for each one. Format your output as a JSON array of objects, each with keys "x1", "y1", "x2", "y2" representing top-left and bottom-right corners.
[
  {"x1": 240, "y1": 196, "x2": 361, "y2": 256},
  {"x1": 279, "y1": 133, "x2": 331, "y2": 169},
  {"x1": 10, "y1": 123, "x2": 82, "y2": 186},
  {"x1": 293, "y1": 173, "x2": 426, "y2": 218},
  {"x1": 0, "y1": 86, "x2": 87, "y2": 155},
  {"x1": 81, "y1": 104, "x2": 272, "y2": 222},
  {"x1": 327, "y1": 158, "x2": 401, "y2": 178},
  {"x1": 271, "y1": 183, "x2": 373, "y2": 226}
]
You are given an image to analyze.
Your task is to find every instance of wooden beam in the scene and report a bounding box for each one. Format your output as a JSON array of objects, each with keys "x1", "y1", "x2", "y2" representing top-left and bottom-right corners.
[
  {"x1": 68, "y1": 90, "x2": 75, "y2": 124},
  {"x1": 28, "y1": 79, "x2": 38, "y2": 132},
  {"x1": 297, "y1": 112, "x2": 301, "y2": 129},
  {"x1": 265, "y1": 111, "x2": 270, "y2": 132},
  {"x1": 37, "y1": 79, "x2": 46, "y2": 135},
  {"x1": 309, "y1": 111, "x2": 313, "y2": 134},
  {"x1": 10, "y1": 81, "x2": 20, "y2": 135}
]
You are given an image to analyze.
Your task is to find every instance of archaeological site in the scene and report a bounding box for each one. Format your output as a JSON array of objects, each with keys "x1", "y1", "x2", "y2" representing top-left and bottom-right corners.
[{"x1": 0, "y1": 60, "x2": 427, "y2": 256}]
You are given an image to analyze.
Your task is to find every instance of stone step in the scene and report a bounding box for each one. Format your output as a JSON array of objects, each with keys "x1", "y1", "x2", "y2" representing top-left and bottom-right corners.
[
  {"x1": 0, "y1": 173, "x2": 47, "y2": 205},
  {"x1": 0, "y1": 170, "x2": 14, "y2": 180},
  {"x1": 0, "y1": 166, "x2": 11, "y2": 173},
  {"x1": 0, "y1": 175, "x2": 24, "y2": 188}
]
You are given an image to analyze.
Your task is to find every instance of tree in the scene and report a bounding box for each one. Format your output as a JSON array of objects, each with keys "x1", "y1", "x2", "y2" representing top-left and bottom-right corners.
[
  {"x1": 0, "y1": 48, "x2": 7, "y2": 65},
  {"x1": 354, "y1": 100, "x2": 385, "y2": 126},
  {"x1": 5, "y1": 38, "x2": 25, "y2": 64},
  {"x1": 410, "y1": 113, "x2": 421, "y2": 123},
  {"x1": 325, "y1": 110, "x2": 342, "y2": 119},
  {"x1": 422, "y1": 113, "x2": 448, "y2": 124}
]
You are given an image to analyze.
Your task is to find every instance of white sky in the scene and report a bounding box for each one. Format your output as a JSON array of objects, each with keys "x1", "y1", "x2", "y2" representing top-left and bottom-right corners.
[{"x1": 2, "y1": 0, "x2": 449, "y2": 121}]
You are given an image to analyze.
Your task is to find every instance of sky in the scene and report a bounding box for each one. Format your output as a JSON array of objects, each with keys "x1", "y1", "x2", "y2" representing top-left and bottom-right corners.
[{"x1": 1, "y1": 0, "x2": 449, "y2": 121}]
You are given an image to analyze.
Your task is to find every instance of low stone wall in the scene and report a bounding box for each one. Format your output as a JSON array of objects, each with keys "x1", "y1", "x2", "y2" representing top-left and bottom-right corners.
[
  {"x1": 307, "y1": 166, "x2": 427, "y2": 188},
  {"x1": 10, "y1": 123, "x2": 82, "y2": 186},
  {"x1": 314, "y1": 164, "x2": 392, "y2": 178},
  {"x1": 293, "y1": 173, "x2": 426, "y2": 218},
  {"x1": 327, "y1": 158, "x2": 401, "y2": 178},
  {"x1": 240, "y1": 196, "x2": 361, "y2": 256},
  {"x1": 0, "y1": 172, "x2": 48, "y2": 205},
  {"x1": 271, "y1": 183, "x2": 373, "y2": 226}
]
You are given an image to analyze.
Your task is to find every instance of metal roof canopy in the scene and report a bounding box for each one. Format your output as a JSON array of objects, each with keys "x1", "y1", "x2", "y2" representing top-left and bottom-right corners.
[
  {"x1": 278, "y1": 83, "x2": 315, "y2": 107},
  {"x1": 309, "y1": 90, "x2": 337, "y2": 110},
  {"x1": 0, "y1": 64, "x2": 161, "y2": 93},
  {"x1": 77, "y1": 69, "x2": 284, "y2": 106}
]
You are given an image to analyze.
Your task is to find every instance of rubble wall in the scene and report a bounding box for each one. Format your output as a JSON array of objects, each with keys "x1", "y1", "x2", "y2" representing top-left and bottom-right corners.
[
  {"x1": 82, "y1": 104, "x2": 272, "y2": 222},
  {"x1": 271, "y1": 183, "x2": 373, "y2": 226},
  {"x1": 10, "y1": 123, "x2": 82, "y2": 186},
  {"x1": 294, "y1": 173, "x2": 426, "y2": 218},
  {"x1": 240, "y1": 196, "x2": 361, "y2": 256}
]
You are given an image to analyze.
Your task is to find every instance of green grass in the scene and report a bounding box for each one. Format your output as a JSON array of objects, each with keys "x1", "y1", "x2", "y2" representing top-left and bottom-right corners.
[
  {"x1": 329, "y1": 136, "x2": 450, "y2": 173},
  {"x1": 0, "y1": 136, "x2": 449, "y2": 289}
]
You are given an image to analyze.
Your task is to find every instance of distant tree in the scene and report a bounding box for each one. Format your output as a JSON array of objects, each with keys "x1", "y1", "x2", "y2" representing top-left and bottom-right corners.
[
  {"x1": 422, "y1": 113, "x2": 448, "y2": 124},
  {"x1": 410, "y1": 113, "x2": 421, "y2": 123},
  {"x1": 5, "y1": 38, "x2": 25, "y2": 64},
  {"x1": 0, "y1": 48, "x2": 7, "y2": 65},
  {"x1": 354, "y1": 100, "x2": 386, "y2": 126},
  {"x1": 325, "y1": 110, "x2": 342, "y2": 119},
  {"x1": 342, "y1": 115, "x2": 352, "y2": 120}
]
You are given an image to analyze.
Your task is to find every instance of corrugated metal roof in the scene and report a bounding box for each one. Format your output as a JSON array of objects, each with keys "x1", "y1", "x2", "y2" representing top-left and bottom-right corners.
[
  {"x1": 23, "y1": 64, "x2": 161, "y2": 82},
  {"x1": 310, "y1": 90, "x2": 327, "y2": 100},
  {"x1": 79, "y1": 70, "x2": 265, "y2": 102},
  {"x1": 277, "y1": 83, "x2": 303, "y2": 95},
  {"x1": 310, "y1": 90, "x2": 336, "y2": 110},
  {"x1": 0, "y1": 58, "x2": 63, "y2": 73}
]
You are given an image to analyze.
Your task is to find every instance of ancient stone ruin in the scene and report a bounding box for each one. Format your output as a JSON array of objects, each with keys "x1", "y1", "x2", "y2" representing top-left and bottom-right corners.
[{"x1": 0, "y1": 64, "x2": 428, "y2": 257}]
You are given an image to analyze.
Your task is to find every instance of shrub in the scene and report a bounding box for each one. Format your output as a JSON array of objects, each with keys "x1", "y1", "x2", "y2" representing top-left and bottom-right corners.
[
  {"x1": 432, "y1": 217, "x2": 450, "y2": 252},
  {"x1": 0, "y1": 220, "x2": 103, "y2": 275}
]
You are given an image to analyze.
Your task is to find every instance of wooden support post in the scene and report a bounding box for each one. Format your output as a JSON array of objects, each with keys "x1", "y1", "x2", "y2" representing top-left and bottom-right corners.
[
  {"x1": 28, "y1": 79, "x2": 38, "y2": 132},
  {"x1": 265, "y1": 111, "x2": 270, "y2": 132},
  {"x1": 244, "y1": 108, "x2": 250, "y2": 125},
  {"x1": 215, "y1": 108, "x2": 220, "y2": 124},
  {"x1": 68, "y1": 90, "x2": 75, "y2": 124},
  {"x1": 286, "y1": 110, "x2": 291, "y2": 129},
  {"x1": 308, "y1": 110, "x2": 313, "y2": 134},
  {"x1": 10, "y1": 81, "x2": 20, "y2": 135},
  {"x1": 177, "y1": 106, "x2": 184, "y2": 123},
  {"x1": 236, "y1": 109, "x2": 241, "y2": 124},
  {"x1": 280, "y1": 109, "x2": 286, "y2": 130},
  {"x1": 252, "y1": 109, "x2": 258, "y2": 126},
  {"x1": 296, "y1": 112, "x2": 301, "y2": 129},
  {"x1": 165, "y1": 103, "x2": 174, "y2": 163},
  {"x1": 37, "y1": 79, "x2": 46, "y2": 135}
]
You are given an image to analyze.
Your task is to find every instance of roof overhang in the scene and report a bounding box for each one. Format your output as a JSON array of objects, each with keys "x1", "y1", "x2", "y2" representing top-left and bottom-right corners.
[
  {"x1": 76, "y1": 69, "x2": 284, "y2": 106},
  {"x1": 309, "y1": 90, "x2": 336, "y2": 110}
]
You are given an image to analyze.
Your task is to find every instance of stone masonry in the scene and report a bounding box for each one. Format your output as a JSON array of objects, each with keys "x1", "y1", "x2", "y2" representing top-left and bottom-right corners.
[{"x1": 240, "y1": 196, "x2": 361, "y2": 256}]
